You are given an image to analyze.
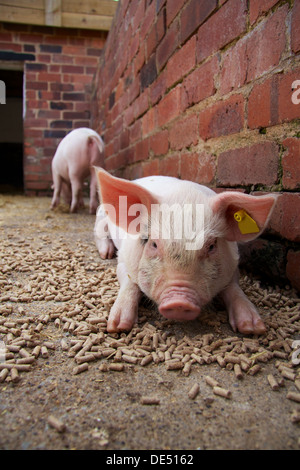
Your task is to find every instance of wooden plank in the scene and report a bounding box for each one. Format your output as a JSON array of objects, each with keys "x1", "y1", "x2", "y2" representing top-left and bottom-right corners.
[
  {"x1": 0, "y1": 0, "x2": 116, "y2": 30},
  {"x1": 62, "y1": 11, "x2": 113, "y2": 31},
  {"x1": 0, "y1": 5, "x2": 44, "y2": 25},
  {"x1": 62, "y1": 0, "x2": 118, "y2": 17},
  {"x1": 0, "y1": 0, "x2": 44, "y2": 10},
  {"x1": 45, "y1": 0, "x2": 62, "y2": 26}
]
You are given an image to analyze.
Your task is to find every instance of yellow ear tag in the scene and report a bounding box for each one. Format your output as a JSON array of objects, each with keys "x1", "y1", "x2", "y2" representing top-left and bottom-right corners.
[{"x1": 234, "y1": 210, "x2": 260, "y2": 235}]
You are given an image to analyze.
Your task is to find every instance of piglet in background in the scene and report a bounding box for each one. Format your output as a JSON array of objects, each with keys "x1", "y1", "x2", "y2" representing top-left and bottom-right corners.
[
  {"x1": 51, "y1": 128, "x2": 105, "y2": 214},
  {"x1": 94, "y1": 168, "x2": 277, "y2": 336}
]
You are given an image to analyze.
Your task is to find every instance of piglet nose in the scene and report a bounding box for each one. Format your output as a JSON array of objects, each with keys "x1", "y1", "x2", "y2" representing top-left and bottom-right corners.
[{"x1": 159, "y1": 300, "x2": 201, "y2": 321}]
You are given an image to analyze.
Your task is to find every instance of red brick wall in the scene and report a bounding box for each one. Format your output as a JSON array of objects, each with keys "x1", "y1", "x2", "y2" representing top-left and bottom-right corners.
[
  {"x1": 0, "y1": 22, "x2": 106, "y2": 194},
  {"x1": 91, "y1": 0, "x2": 300, "y2": 290}
]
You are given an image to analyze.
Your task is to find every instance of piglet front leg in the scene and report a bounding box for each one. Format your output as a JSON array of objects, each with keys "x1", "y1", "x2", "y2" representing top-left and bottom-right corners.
[
  {"x1": 221, "y1": 272, "x2": 266, "y2": 335},
  {"x1": 107, "y1": 262, "x2": 141, "y2": 332},
  {"x1": 94, "y1": 209, "x2": 115, "y2": 259}
]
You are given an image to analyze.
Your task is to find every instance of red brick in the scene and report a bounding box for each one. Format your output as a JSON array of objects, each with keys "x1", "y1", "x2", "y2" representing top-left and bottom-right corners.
[
  {"x1": 146, "y1": 23, "x2": 158, "y2": 59},
  {"x1": 26, "y1": 81, "x2": 48, "y2": 91},
  {"x1": 63, "y1": 111, "x2": 90, "y2": 120},
  {"x1": 149, "y1": 70, "x2": 167, "y2": 105},
  {"x1": 286, "y1": 250, "x2": 300, "y2": 291},
  {"x1": 18, "y1": 33, "x2": 41, "y2": 43},
  {"x1": 156, "y1": 6, "x2": 166, "y2": 43},
  {"x1": 0, "y1": 32, "x2": 13, "y2": 42},
  {"x1": 120, "y1": 128, "x2": 130, "y2": 150},
  {"x1": 0, "y1": 42, "x2": 21, "y2": 52},
  {"x1": 68, "y1": 75, "x2": 91, "y2": 88},
  {"x1": 23, "y1": 129, "x2": 43, "y2": 139},
  {"x1": 217, "y1": 142, "x2": 279, "y2": 187},
  {"x1": 282, "y1": 138, "x2": 300, "y2": 190},
  {"x1": 166, "y1": 36, "x2": 196, "y2": 89},
  {"x1": 166, "y1": 0, "x2": 185, "y2": 26},
  {"x1": 61, "y1": 65, "x2": 84, "y2": 74},
  {"x1": 181, "y1": 151, "x2": 216, "y2": 184},
  {"x1": 51, "y1": 82, "x2": 73, "y2": 92},
  {"x1": 292, "y1": 0, "x2": 300, "y2": 53},
  {"x1": 112, "y1": 114, "x2": 124, "y2": 138},
  {"x1": 142, "y1": 158, "x2": 159, "y2": 176},
  {"x1": 159, "y1": 153, "x2": 180, "y2": 177},
  {"x1": 113, "y1": 136, "x2": 121, "y2": 156},
  {"x1": 134, "y1": 137, "x2": 150, "y2": 162},
  {"x1": 142, "y1": 107, "x2": 156, "y2": 136},
  {"x1": 129, "y1": 31, "x2": 139, "y2": 63},
  {"x1": 28, "y1": 100, "x2": 48, "y2": 110},
  {"x1": 49, "y1": 64, "x2": 60, "y2": 73},
  {"x1": 140, "y1": 0, "x2": 156, "y2": 41},
  {"x1": 248, "y1": 79, "x2": 272, "y2": 129},
  {"x1": 38, "y1": 72, "x2": 61, "y2": 82},
  {"x1": 180, "y1": 0, "x2": 217, "y2": 44},
  {"x1": 133, "y1": 89, "x2": 149, "y2": 120},
  {"x1": 220, "y1": 40, "x2": 248, "y2": 95},
  {"x1": 127, "y1": 163, "x2": 143, "y2": 181},
  {"x1": 133, "y1": 46, "x2": 145, "y2": 75},
  {"x1": 25, "y1": 90, "x2": 36, "y2": 100},
  {"x1": 25, "y1": 181, "x2": 50, "y2": 190},
  {"x1": 248, "y1": 67, "x2": 300, "y2": 129},
  {"x1": 156, "y1": 18, "x2": 179, "y2": 72},
  {"x1": 199, "y1": 94, "x2": 244, "y2": 141},
  {"x1": 38, "y1": 109, "x2": 60, "y2": 119},
  {"x1": 62, "y1": 45, "x2": 86, "y2": 56},
  {"x1": 104, "y1": 154, "x2": 115, "y2": 172},
  {"x1": 157, "y1": 85, "x2": 182, "y2": 127},
  {"x1": 182, "y1": 56, "x2": 218, "y2": 109},
  {"x1": 169, "y1": 113, "x2": 198, "y2": 150},
  {"x1": 37, "y1": 54, "x2": 51, "y2": 63},
  {"x1": 197, "y1": 0, "x2": 247, "y2": 63},
  {"x1": 122, "y1": 147, "x2": 135, "y2": 168},
  {"x1": 124, "y1": 105, "x2": 135, "y2": 127},
  {"x1": 222, "y1": 7, "x2": 287, "y2": 92},
  {"x1": 246, "y1": 5, "x2": 288, "y2": 83},
  {"x1": 132, "y1": 0, "x2": 146, "y2": 32},
  {"x1": 150, "y1": 130, "x2": 169, "y2": 156},
  {"x1": 249, "y1": 0, "x2": 280, "y2": 24},
  {"x1": 128, "y1": 76, "x2": 140, "y2": 105},
  {"x1": 130, "y1": 119, "x2": 142, "y2": 143},
  {"x1": 24, "y1": 118, "x2": 48, "y2": 128},
  {"x1": 270, "y1": 193, "x2": 300, "y2": 242},
  {"x1": 278, "y1": 68, "x2": 300, "y2": 123},
  {"x1": 52, "y1": 54, "x2": 73, "y2": 64}
]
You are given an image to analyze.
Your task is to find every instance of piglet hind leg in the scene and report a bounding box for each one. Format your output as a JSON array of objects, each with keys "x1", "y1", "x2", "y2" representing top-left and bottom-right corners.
[
  {"x1": 107, "y1": 262, "x2": 141, "y2": 333},
  {"x1": 51, "y1": 174, "x2": 62, "y2": 209},
  {"x1": 221, "y1": 273, "x2": 266, "y2": 335}
]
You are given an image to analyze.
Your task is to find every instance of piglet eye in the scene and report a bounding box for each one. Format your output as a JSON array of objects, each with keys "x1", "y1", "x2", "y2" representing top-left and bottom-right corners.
[
  {"x1": 141, "y1": 236, "x2": 148, "y2": 246},
  {"x1": 208, "y1": 239, "x2": 217, "y2": 254},
  {"x1": 152, "y1": 241, "x2": 158, "y2": 249}
]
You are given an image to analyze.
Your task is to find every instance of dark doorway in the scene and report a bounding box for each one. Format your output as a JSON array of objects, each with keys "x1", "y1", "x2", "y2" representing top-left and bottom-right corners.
[{"x1": 0, "y1": 69, "x2": 24, "y2": 193}]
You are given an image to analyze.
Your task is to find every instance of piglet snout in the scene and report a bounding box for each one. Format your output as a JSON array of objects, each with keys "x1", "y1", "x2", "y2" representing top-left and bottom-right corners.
[{"x1": 158, "y1": 287, "x2": 201, "y2": 321}]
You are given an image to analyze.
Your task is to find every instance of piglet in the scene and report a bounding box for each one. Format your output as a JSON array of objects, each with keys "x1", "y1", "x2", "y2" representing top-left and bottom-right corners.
[
  {"x1": 51, "y1": 128, "x2": 105, "y2": 214},
  {"x1": 94, "y1": 168, "x2": 277, "y2": 335}
]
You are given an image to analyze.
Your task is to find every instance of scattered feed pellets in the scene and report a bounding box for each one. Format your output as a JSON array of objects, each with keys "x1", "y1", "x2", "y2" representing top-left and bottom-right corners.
[
  {"x1": 47, "y1": 415, "x2": 66, "y2": 433},
  {"x1": 0, "y1": 224, "x2": 299, "y2": 411},
  {"x1": 188, "y1": 383, "x2": 200, "y2": 400},
  {"x1": 140, "y1": 396, "x2": 160, "y2": 405}
]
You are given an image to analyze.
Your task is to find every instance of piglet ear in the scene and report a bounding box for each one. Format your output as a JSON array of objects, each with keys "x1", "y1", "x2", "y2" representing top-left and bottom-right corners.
[
  {"x1": 95, "y1": 168, "x2": 158, "y2": 234},
  {"x1": 212, "y1": 191, "x2": 278, "y2": 242}
]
